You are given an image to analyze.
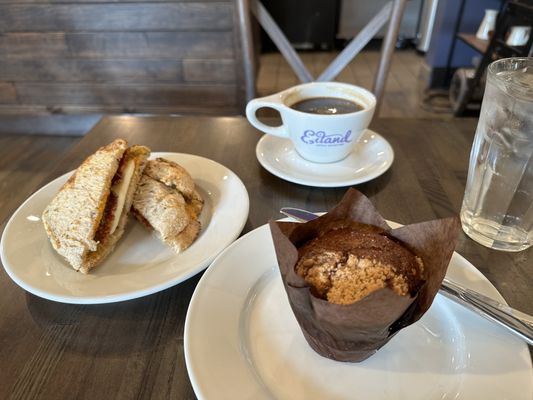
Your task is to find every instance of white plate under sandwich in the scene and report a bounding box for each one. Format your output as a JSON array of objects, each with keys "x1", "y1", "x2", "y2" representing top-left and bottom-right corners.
[
  {"x1": 184, "y1": 222, "x2": 533, "y2": 400},
  {"x1": 0, "y1": 153, "x2": 249, "y2": 304}
]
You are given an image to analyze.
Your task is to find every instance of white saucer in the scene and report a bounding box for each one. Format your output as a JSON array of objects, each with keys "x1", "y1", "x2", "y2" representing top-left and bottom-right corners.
[{"x1": 255, "y1": 129, "x2": 394, "y2": 187}]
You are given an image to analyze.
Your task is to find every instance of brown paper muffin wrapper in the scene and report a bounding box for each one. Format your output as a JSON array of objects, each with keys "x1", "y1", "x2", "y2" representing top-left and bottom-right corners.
[{"x1": 269, "y1": 188, "x2": 461, "y2": 362}]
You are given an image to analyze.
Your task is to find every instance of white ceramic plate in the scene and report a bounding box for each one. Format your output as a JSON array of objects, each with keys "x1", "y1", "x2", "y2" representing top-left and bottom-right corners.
[
  {"x1": 256, "y1": 129, "x2": 394, "y2": 187},
  {"x1": 0, "y1": 153, "x2": 249, "y2": 304},
  {"x1": 185, "y1": 223, "x2": 533, "y2": 400}
]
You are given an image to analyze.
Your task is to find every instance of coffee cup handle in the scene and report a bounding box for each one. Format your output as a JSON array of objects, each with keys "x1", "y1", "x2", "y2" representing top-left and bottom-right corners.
[{"x1": 245, "y1": 97, "x2": 289, "y2": 138}]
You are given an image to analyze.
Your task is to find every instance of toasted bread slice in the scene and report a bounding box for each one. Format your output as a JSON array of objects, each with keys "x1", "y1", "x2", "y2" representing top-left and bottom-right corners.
[
  {"x1": 80, "y1": 145, "x2": 150, "y2": 273},
  {"x1": 132, "y1": 175, "x2": 191, "y2": 240},
  {"x1": 42, "y1": 140, "x2": 150, "y2": 273},
  {"x1": 143, "y1": 158, "x2": 195, "y2": 197},
  {"x1": 132, "y1": 158, "x2": 203, "y2": 253},
  {"x1": 169, "y1": 219, "x2": 201, "y2": 253},
  {"x1": 143, "y1": 158, "x2": 204, "y2": 215}
]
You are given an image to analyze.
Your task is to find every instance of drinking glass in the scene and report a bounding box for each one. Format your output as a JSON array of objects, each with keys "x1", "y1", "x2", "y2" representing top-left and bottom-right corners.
[{"x1": 461, "y1": 57, "x2": 533, "y2": 251}]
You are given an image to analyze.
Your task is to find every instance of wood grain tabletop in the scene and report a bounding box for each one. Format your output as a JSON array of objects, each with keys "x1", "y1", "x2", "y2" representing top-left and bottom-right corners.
[{"x1": 0, "y1": 116, "x2": 531, "y2": 399}]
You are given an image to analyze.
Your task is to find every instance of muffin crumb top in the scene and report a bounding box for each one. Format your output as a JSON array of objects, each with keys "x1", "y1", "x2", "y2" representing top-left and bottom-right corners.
[{"x1": 295, "y1": 227, "x2": 424, "y2": 305}]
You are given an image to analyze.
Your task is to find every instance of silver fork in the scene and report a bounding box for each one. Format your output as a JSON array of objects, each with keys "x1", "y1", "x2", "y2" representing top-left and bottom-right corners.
[{"x1": 279, "y1": 207, "x2": 533, "y2": 346}]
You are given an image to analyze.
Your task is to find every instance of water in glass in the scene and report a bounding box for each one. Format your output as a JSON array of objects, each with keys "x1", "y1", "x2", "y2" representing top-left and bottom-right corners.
[{"x1": 461, "y1": 58, "x2": 533, "y2": 251}]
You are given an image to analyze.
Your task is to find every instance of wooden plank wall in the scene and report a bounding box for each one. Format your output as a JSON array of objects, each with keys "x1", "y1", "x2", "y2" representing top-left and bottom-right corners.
[{"x1": 0, "y1": 0, "x2": 248, "y2": 116}]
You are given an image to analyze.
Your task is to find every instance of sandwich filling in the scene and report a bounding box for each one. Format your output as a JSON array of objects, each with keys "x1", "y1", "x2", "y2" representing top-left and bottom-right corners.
[
  {"x1": 109, "y1": 159, "x2": 135, "y2": 234},
  {"x1": 94, "y1": 156, "x2": 136, "y2": 243}
]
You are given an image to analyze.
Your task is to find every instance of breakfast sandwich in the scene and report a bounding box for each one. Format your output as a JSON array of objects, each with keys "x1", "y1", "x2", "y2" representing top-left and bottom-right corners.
[
  {"x1": 42, "y1": 139, "x2": 150, "y2": 273},
  {"x1": 132, "y1": 158, "x2": 203, "y2": 253}
]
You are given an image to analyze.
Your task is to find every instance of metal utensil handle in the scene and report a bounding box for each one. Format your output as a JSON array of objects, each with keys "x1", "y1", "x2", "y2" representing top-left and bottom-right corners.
[
  {"x1": 279, "y1": 207, "x2": 533, "y2": 346},
  {"x1": 440, "y1": 278, "x2": 533, "y2": 346}
]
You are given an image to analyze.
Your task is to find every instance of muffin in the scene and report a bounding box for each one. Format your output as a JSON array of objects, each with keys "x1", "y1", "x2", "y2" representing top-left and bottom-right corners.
[
  {"x1": 296, "y1": 227, "x2": 425, "y2": 305},
  {"x1": 269, "y1": 188, "x2": 461, "y2": 362}
]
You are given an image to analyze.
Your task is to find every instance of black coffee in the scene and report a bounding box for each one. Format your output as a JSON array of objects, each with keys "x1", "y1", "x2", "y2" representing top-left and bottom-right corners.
[{"x1": 290, "y1": 97, "x2": 363, "y2": 115}]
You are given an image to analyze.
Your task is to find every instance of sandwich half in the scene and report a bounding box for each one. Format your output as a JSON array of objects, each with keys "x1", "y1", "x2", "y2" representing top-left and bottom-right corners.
[
  {"x1": 42, "y1": 139, "x2": 150, "y2": 273},
  {"x1": 132, "y1": 158, "x2": 203, "y2": 253}
]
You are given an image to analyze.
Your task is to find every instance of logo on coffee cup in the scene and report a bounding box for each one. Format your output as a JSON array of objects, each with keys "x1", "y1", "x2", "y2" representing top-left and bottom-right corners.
[{"x1": 300, "y1": 129, "x2": 352, "y2": 146}]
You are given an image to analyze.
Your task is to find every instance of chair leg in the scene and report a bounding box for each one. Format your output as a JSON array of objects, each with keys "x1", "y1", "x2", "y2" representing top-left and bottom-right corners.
[
  {"x1": 317, "y1": 2, "x2": 392, "y2": 82},
  {"x1": 373, "y1": 0, "x2": 408, "y2": 114},
  {"x1": 236, "y1": 0, "x2": 257, "y2": 103},
  {"x1": 251, "y1": 0, "x2": 313, "y2": 83}
]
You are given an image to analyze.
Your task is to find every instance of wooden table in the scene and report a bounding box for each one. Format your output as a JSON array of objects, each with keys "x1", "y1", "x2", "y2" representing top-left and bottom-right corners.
[{"x1": 1, "y1": 116, "x2": 531, "y2": 399}]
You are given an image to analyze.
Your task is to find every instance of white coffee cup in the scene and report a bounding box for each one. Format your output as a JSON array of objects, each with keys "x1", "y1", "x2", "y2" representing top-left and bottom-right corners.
[
  {"x1": 245, "y1": 82, "x2": 376, "y2": 163},
  {"x1": 506, "y1": 26, "x2": 531, "y2": 46}
]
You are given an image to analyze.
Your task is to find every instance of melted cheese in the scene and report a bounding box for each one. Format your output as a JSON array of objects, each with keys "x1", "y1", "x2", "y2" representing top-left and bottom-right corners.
[{"x1": 109, "y1": 159, "x2": 135, "y2": 234}]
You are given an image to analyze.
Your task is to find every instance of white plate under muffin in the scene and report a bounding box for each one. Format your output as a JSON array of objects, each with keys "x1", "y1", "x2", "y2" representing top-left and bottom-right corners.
[{"x1": 184, "y1": 222, "x2": 532, "y2": 399}]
